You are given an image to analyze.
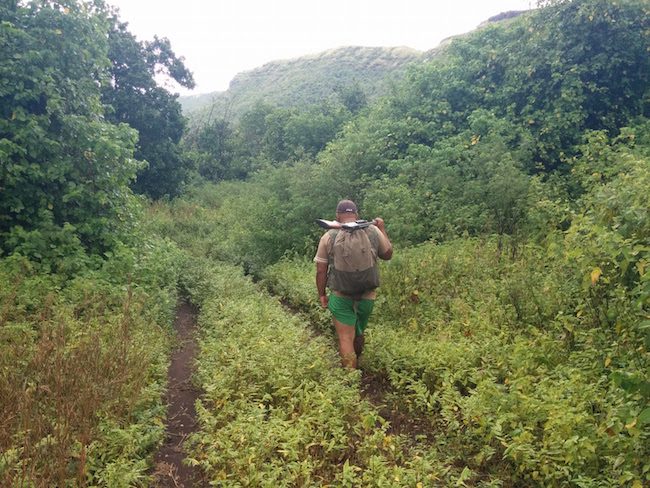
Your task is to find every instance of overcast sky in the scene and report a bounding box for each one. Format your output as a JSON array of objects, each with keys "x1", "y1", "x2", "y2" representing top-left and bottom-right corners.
[{"x1": 106, "y1": 0, "x2": 536, "y2": 96}]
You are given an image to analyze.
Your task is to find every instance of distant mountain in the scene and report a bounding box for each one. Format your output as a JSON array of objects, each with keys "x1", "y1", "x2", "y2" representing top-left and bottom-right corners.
[
  {"x1": 179, "y1": 92, "x2": 222, "y2": 114},
  {"x1": 180, "y1": 46, "x2": 424, "y2": 122},
  {"x1": 179, "y1": 11, "x2": 528, "y2": 121}
]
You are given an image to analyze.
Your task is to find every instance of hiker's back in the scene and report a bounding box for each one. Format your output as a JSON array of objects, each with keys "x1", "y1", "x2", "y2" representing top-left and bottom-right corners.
[{"x1": 327, "y1": 226, "x2": 380, "y2": 295}]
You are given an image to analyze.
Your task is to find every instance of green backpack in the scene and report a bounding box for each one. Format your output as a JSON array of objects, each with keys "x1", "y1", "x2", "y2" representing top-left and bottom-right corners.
[{"x1": 326, "y1": 226, "x2": 380, "y2": 295}]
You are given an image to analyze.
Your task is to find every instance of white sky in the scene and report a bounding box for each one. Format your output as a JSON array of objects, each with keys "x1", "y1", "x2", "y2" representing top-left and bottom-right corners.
[{"x1": 106, "y1": 0, "x2": 536, "y2": 95}]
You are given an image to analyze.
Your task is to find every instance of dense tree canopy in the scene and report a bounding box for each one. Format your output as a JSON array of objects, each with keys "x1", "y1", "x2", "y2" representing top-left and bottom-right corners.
[
  {"x1": 0, "y1": 0, "x2": 195, "y2": 269},
  {"x1": 102, "y1": 17, "x2": 195, "y2": 199},
  {"x1": 184, "y1": 98, "x2": 357, "y2": 182},
  {"x1": 0, "y1": 0, "x2": 141, "y2": 267}
]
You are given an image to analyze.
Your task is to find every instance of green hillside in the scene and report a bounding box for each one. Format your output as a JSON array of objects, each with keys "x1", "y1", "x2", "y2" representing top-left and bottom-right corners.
[
  {"x1": 180, "y1": 10, "x2": 528, "y2": 120},
  {"x1": 179, "y1": 91, "x2": 222, "y2": 114},
  {"x1": 1, "y1": 0, "x2": 648, "y2": 486},
  {"x1": 181, "y1": 46, "x2": 424, "y2": 122}
]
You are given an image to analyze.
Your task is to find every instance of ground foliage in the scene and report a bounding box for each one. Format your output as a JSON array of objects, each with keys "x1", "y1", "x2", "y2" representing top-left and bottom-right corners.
[
  {"x1": 0, "y1": 237, "x2": 184, "y2": 486},
  {"x1": 263, "y1": 230, "x2": 649, "y2": 485},
  {"x1": 160, "y1": 253, "x2": 483, "y2": 486}
]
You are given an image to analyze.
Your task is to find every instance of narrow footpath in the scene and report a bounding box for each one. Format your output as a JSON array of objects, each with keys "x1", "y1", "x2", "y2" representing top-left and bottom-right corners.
[
  {"x1": 278, "y1": 297, "x2": 434, "y2": 443},
  {"x1": 152, "y1": 302, "x2": 203, "y2": 488}
]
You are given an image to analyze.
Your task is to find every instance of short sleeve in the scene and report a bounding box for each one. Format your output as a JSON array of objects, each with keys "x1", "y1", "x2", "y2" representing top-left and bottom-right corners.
[{"x1": 314, "y1": 232, "x2": 331, "y2": 264}]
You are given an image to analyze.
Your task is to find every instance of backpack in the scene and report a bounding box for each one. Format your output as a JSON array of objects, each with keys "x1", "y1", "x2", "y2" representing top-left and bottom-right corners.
[{"x1": 326, "y1": 226, "x2": 380, "y2": 295}]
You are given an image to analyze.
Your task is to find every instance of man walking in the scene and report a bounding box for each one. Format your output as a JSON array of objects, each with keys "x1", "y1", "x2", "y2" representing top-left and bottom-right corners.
[{"x1": 314, "y1": 200, "x2": 393, "y2": 368}]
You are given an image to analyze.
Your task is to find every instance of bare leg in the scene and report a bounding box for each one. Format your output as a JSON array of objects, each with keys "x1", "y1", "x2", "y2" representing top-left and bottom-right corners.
[{"x1": 333, "y1": 318, "x2": 357, "y2": 369}]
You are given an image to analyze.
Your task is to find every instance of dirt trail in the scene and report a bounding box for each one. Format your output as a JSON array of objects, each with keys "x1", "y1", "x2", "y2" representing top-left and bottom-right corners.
[
  {"x1": 151, "y1": 302, "x2": 203, "y2": 488},
  {"x1": 360, "y1": 370, "x2": 433, "y2": 440},
  {"x1": 279, "y1": 296, "x2": 433, "y2": 440}
]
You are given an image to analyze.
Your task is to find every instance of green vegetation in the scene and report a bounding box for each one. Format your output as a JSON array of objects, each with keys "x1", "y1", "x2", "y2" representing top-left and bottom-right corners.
[
  {"x1": 0, "y1": 239, "x2": 183, "y2": 485},
  {"x1": 184, "y1": 100, "x2": 357, "y2": 182},
  {"x1": 1, "y1": 0, "x2": 649, "y2": 485},
  {"x1": 173, "y1": 258, "x2": 446, "y2": 485},
  {"x1": 1, "y1": 0, "x2": 141, "y2": 264},
  {"x1": 263, "y1": 231, "x2": 648, "y2": 485},
  {"x1": 103, "y1": 16, "x2": 195, "y2": 199},
  {"x1": 0, "y1": 1, "x2": 186, "y2": 485}
]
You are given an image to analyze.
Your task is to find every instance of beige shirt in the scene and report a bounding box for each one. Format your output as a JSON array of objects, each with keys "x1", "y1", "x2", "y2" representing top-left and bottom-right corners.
[{"x1": 314, "y1": 225, "x2": 391, "y2": 299}]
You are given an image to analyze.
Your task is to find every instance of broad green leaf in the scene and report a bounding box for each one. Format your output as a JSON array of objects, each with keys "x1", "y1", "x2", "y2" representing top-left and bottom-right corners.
[{"x1": 638, "y1": 408, "x2": 650, "y2": 425}]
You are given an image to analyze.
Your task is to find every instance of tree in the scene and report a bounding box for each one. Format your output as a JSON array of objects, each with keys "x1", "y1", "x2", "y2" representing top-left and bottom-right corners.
[
  {"x1": 336, "y1": 81, "x2": 367, "y2": 114},
  {"x1": 185, "y1": 117, "x2": 238, "y2": 181},
  {"x1": 234, "y1": 101, "x2": 275, "y2": 164},
  {"x1": 102, "y1": 16, "x2": 195, "y2": 199},
  {"x1": 284, "y1": 101, "x2": 349, "y2": 158},
  {"x1": 0, "y1": 0, "x2": 141, "y2": 266}
]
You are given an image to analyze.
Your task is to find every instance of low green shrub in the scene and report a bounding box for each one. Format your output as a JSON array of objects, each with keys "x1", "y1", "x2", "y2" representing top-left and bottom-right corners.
[
  {"x1": 262, "y1": 257, "x2": 331, "y2": 332},
  {"x1": 262, "y1": 237, "x2": 650, "y2": 486},
  {"x1": 0, "y1": 238, "x2": 182, "y2": 486}
]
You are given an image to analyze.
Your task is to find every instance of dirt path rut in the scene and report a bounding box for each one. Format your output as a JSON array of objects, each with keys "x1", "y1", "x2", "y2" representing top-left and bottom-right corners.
[{"x1": 151, "y1": 302, "x2": 203, "y2": 487}]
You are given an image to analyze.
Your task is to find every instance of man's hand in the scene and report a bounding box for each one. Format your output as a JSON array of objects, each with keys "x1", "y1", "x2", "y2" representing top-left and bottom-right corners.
[
  {"x1": 319, "y1": 295, "x2": 329, "y2": 308},
  {"x1": 373, "y1": 217, "x2": 386, "y2": 232}
]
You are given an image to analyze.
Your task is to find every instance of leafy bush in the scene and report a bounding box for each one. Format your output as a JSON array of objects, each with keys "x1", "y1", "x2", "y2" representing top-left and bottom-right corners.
[
  {"x1": 0, "y1": 237, "x2": 183, "y2": 486},
  {"x1": 0, "y1": 1, "x2": 144, "y2": 261},
  {"x1": 179, "y1": 258, "x2": 452, "y2": 486}
]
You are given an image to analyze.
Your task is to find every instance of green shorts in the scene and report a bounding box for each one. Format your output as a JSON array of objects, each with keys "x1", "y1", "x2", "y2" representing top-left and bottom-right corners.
[{"x1": 327, "y1": 294, "x2": 375, "y2": 336}]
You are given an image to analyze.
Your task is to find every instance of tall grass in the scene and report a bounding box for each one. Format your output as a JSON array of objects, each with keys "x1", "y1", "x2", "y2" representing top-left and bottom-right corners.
[{"x1": 0, "y1": 244, "x2": 178, "y2": 486}]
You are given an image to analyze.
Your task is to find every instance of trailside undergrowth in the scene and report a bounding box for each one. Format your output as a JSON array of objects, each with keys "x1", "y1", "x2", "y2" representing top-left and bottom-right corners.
[
  {"x1": 178, "y1": 257, "x2": 467, "y2": 486},
  {"x1": 0, "y1": 237, "x2": 183, "y2": 487},
  {"x1": 263, "y1": 235, "x2": 649, "y2": 486},
  {"x1": 149, "y1": 121, "x2": 649, "y2": 486}
]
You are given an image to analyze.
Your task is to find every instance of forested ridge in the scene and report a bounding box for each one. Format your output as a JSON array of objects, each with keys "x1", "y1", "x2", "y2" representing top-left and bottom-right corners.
[
  {"x1": 1, "y1": 0, "x2": 649, "y2": 486},
  {"x1": 180, "y1": 45, "x2": 425, "y2": 121}
]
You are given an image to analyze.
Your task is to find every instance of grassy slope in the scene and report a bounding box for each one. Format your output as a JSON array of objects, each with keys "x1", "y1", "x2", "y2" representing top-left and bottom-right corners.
[
  {"x1": 179, "y1": 10, "x2": 529, "y2": 120},
  {"x1": 181, "y1": 46, "x2": 424, "y2": 122}
]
